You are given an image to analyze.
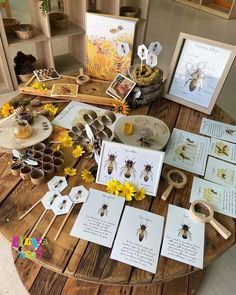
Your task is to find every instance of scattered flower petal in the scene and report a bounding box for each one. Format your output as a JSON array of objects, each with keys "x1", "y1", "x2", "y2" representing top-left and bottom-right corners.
[
  {"x1": 134, "y1": 188, "x2": 146, "y2": 201},
  {"x1": 106, "y1": 180, "x2": 121, "y2": 195},
  {"x1": 81, "y1": 169, "x2": 95, "y2": 183},
  {"x1": 118, "y1": 182, "x2": 136, "y2": 201},
  {"x1": 72, "y1": 145, "x2": 85, "y2": 159},
  {"x1": 60, "y1": 132, "x2": 73, "y2": 148},
  {"x1": 43, "y1": 103, "x2": 58, "y2": 116},
  {"x1": 64, "y1": 167, "x2": 77, "y2": 176}
]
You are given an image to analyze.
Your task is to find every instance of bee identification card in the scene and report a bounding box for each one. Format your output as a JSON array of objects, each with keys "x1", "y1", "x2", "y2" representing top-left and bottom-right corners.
[
  {"x1": 164, "y1": 128, "x2": 210, "y2": 175},
  {"x1": 161, "y1": 204, "x2": 205, "y2": 269},
  {"x1": 208, "y1": 138, "x2": 236, "y2": 164},
  {"x1": 204, "y1": 157, "x2": 236, "y2": 188},
  {"x1": 200, "y1": 118, "x2": 236, "y2": 143},
  {"x1": 70, "y1": 189, "x2": 125, "y2": 248},
  {"x1": 111, "y1": 206, "x2": 164, "y2": 274},
  {"x1": 190, "y1": 177, "x2": 236, "y2": 218}
]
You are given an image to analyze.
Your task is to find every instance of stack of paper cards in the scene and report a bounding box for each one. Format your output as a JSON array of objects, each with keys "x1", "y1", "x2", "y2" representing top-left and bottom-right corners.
[
  {"x1": 161, "y1": 204, "x2": 205, "y2": 269},
  {"x1": 205, "y1": 157, "x2": 236, "y2": 188},
  {"x1": 190, "y1": 177, "x2": 236, "y2": 218},
  {"x1": 111, "y1": 206, "x2": 164, "y2": 274},
  {"x1": 70, "y1": 189, "x2": 125, "y2": 248},
  {"x1": 164, "y1": 128, "x2": 210, "y2": 175},
  {"x1": 200, "y1": 118, "x2": 236, "y2": 143}
]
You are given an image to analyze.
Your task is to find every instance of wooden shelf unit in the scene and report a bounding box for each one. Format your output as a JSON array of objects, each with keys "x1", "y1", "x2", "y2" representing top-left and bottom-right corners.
[
  {"x1": 174, "y1": 0, "x2": 236, "y2": 19},
  {"x1": 0, "y1": 0, "x2": 150, "y2": 91}
]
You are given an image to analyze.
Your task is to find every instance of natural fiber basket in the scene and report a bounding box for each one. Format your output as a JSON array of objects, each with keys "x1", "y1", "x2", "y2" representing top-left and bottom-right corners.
[
  {"x1": 128, "y1": 64, "x2": 162, "y2": 87},
  {"x1": 120, "y1": 6, "x2": 140, "y2": 18},
  {"x1": 3, "y1": 18, "x2": 20, "y2": 33},
  {"x1": 49, "y1": 12, "x2": 69, "y2": 29},
  {"x1": 14, "y1": 24, "x2": 34, "y2": 40}
]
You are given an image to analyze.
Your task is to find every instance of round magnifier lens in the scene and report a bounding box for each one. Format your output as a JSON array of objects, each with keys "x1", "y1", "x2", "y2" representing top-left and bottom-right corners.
[
  {"x1": 169, "y1": 172, "x2": 184, "y2": 183},
  {"x1": 194, "y1": 203, "x2": 211, "y2": 218}
]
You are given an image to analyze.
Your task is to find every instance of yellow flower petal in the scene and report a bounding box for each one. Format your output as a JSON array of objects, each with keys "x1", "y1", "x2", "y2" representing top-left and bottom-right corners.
[
  {"x1": 134, "y1": 188, "x2": 146, "y2": 201},
  {"x1": 118, "y1": 182, "x2": 136, "y2": 201},
  {"x1": 1, "y1": 103, "x2": 14, "y2": 118},
  {"x1": 60, "y1": 132, "x2": 74, "y2": 148},
  {"x1": 64, "y1": 167, "x2": 77, "y2": 176},
  {"x1": 112, "y1": 100, "x2": 130, "y2": 115},
  {"x1": 43, "y1": 104, "x2": 58, "y2": 116},
  {"x1": 81, "y1": 169, "x2": 95, "y2": 183},
  {"x1": 72, "y1": 145, "x2": 85, "y2": 159},
  {"x1": 106, "y1": 180, "x2": 121, "y2": 195}
]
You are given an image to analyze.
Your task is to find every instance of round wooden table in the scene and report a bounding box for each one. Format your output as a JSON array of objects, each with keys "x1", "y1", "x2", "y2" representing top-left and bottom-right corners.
[{"x1": 0, "y1": 94, "x2": 235, "y2": 295}]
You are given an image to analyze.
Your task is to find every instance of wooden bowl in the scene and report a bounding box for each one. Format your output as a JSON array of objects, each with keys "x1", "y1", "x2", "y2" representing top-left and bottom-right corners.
[{"x1": 14, "y1": 24, "x2": 34, "y2": 40}]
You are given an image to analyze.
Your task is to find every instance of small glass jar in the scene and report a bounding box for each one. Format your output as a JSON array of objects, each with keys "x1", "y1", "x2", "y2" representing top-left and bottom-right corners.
[{"x1": 12, "y1": 119, "x2": 32, "y2": 139}]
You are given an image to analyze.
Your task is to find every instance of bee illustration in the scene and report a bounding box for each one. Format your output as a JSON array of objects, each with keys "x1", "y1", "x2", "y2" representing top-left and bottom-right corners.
[
  {"x1": 50, "y1": 194, "x2": 58, "y2": 206},
  {"x1": 75, "y1": 190, "x2": 82, "y2": 200},
  {"x1": 186, "y1": 138, "x2": 194, "y2": 144},
  {"x1": 61, "y1": 86, "x2": 71, "y2": 94},
  {"x1": 59, "y1": 200, "x2": 67, "y2": 211},
  {"x1": 110, "y1": 25, "x2": 124, "y2": 34},
  {"x1": 11, "y1": 149, "x2": 38, "y2": 169},
  {"x1": 120, "y1": 159, "x2": 136, "y2": 179},
  {"x1": 98, "y1": 203, "x2": 109, "y2": 217},
  {"x1": 225, "y1": 128, "x2": 236, "y2": 136},
  {"x1": 137, "y1": 136, "x2": 155, "y2": 148},
  {"x1": 184, "y1": 62, "x2": 205, "y2": 92},
  {"x1": 54, "y1": 179, "x2": 64, "y2": 189},
  {"x1": 104, "y1": 153, "x2": 117, "y2": 175},
  {"x1": 215, "y1": 144, "x2": 229, "y2": 156},
  {"x1": 178, "y1": 223, "x2": 192, "y2": 240},
  {"x1": 136, "y1": 223, "x2": 148, "y2": 242},
  {"x1": 140, "y1": 163, "x2": 153, "y2": 182}
]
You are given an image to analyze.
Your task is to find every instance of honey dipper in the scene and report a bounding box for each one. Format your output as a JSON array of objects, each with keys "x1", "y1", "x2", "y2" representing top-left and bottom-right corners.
[{"x1": 31, "y1": 98, "x2": 70, "y2": 106}]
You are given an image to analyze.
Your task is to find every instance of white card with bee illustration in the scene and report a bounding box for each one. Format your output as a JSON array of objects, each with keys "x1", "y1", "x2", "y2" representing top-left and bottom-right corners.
[
  {"x1": 200, "y1": 118, "x2": 236, "y2": 143},
  {"x1": 209, "y1": 138, "x2": 236, "y2": 164},
  {"x1": 51, "y1": 196, "x2": 73, "y2": 215},
  {"x1": 41, "y1": 191, "x2": 63, "y2": 209},
  {"x1": 96, "y1": 141, "x2": 165, "y2": 196},
  {"x1": 161, "y1": 204, "x2": 205, "y2": 269},
  {"x1": 47, "y1": 176, "x2": 68, "y2": 193},
  {"x1": 69, "y1": 186, "x2": 89, "y2": 204},
  {"x1": 204, "y1": 157, "x2": 236, "y2": 188},
  {"x1": 164, "y1": 129, "x2": 210, "y2": 175},
  {"x1": 70, "y1": 189, "x2": 125, "y2": 248},
  {"x1": 111, "y1": 206, "x2": 164, "y2": 274},
  {"x1": 190, "y1": 177, "x2": 236, "y2": 218}
]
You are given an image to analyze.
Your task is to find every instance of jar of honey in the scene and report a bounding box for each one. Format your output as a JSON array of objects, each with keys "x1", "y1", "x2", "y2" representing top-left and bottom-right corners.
[{"x1": 12, "y1": 119, "x2": 32, "y2": 139}]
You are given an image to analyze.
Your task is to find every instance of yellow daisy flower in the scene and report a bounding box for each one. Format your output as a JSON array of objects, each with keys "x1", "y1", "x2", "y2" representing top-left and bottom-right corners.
[
  {"x1": 134, "y1": 188, "x2": 146, "y2": 201},
  {"x1": 81, "y1": 169, "x2": 95, "y2": 183},
  {"x1": 64, "y1": 167, "x2": 77, "y2": 176},
  {"x1": 60, "y1": 132, "x2": 73, "y2": 148},
  {"x1": 106, "y1": 180, "x2": 121, "y2": 195},
  {"x1": 72, "y1": 145, "x2": 85, "y2": 159},
  {"x1": 112, "y1": 100, "x2": 130, "y2": 115},
  {"x1": 43, "y1": 104, "x2": 58, "y2": 116},
  {"x1": 118, "y1": 182, "x2": 136, "y2": 201},
  {"x1": 1, "y1": 103, "x2": 14, "y2": 118}
]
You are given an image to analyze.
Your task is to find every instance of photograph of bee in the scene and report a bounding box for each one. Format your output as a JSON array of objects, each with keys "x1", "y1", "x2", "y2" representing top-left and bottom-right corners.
[
  {"x1": 51, "y1": 196, "x2": 73, "y2": 216},
  {"x1": 47, "y1": 176, "x2": 68, "y2": 193},
  {"x1": 98, "y1": 203, "x2": 109, "y2": 217},
  {"x1": 104, "y1": 152, "x2": 118, "y2": 175},
  {"x1": 178, "y1": 222, "x2": 192, "y2": 240},
  {"x1": 136, "y1": 223, "x2": 148, "y2": 242},
  {"x1": 120, "y1": 158, "x2": 136, "y2": 179},
  {"x1": 164, "y1": 33, "x2": 235, "y2": 114},
  {"x1": 140, "y1": 163, "x2": 153, "y2": 182}
]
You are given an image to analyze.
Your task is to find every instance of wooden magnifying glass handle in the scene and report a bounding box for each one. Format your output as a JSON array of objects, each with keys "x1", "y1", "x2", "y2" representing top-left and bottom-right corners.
[
  {"x1": 210, "y1": 218, "x2": 231, "y2": 240},
  {"x1": 161, "y1": 184, "x2": 174, "y2": 201}
]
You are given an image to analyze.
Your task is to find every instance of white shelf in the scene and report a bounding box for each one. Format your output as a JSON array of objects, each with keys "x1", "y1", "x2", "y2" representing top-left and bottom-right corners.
[
  {"x1": 7, "y1": 31, "x2": 49, "y2": 47},
  {"x1": 54, "y1": 53, "x2": 83, "y2": 74},
  {"x1": 51, "y1": 21, "x2": 84, "y2": 39}
]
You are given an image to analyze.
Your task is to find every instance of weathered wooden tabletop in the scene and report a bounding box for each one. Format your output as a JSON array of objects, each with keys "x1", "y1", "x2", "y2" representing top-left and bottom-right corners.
[{"x1": 0, "y1": 93, "x2": 235, "y2": 295}]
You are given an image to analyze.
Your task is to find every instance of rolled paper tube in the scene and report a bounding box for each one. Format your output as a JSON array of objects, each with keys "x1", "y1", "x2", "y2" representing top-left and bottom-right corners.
[
  {"x1": 74, "y1": 122, "x2": 85, "y2": 130},
  {"x1": 11, "y1": 164, "x2": 21, "y2": 176},
  {"x1": 100, "y1": 111, "x2": 116, "y2": 126},
  {"x1": 96, "y1": 130, "x2": 109, "y2": 140},
  {"x1": 53, "y1": 158, "x2": 64, "y2": 172},
  {"x1": 83, "y1": 110, "x2": 97, "y2": 124},
  {"x1": 34, "y1": 151, "x2": 43, "y2": 160},
  {"x1": 52, "y1": 150, "x2": 64, "y2": 159},
  {"x1": 36, "y1": 160, "x2": 42, "y2": 169},
  {"x1": 30, "y1": 169, "x2": 45, "y2": 185},
  {"x1": 77, "y1": 136, "x2": 85, "y2": 144},
  {"x1": 68, "y1": 131, "x2": 78, "y2": 140},
  {"x1": 43, "y1": 147, "x2": 53, "y2": 155},
  {"x1": 42, "y1": 163, "x2": 54, "y2": 176},
  {"x1": 93, "y1": 118, "x2": 104, "y2": 131},
  {"x1": 33, "y1": 143, "x2": 46, "y2": 152},
  {"x1": 20, "y1": 165, "x2": 32, "y2": 180},
  {"x1": 42, "y1": 155, "x2": 53, "y2": 163},
  {"x1": 88, "y1": 124, "x2": 97, "y2": 134},
  {"x1": 71, "y1": 126, "x2": 82, "y2": 136},
  {"x1": 81, "y1": 129, "x2": 88, "y2": 138},
  {"x1": 103, "y1": 126, "x2": 113, "y2": 139}
]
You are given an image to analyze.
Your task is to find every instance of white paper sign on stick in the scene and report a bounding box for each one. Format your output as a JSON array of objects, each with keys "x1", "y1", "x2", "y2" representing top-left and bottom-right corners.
[
  {"x1": 148, "y1": 41, "x2": 162, "y2": 55},
  {"x1": 117, "y1": 42, "x2": 130, "y2": 57},
  {"x1": 41, "y1": 191, "x2": 62, "y2": 209},
  {"x1": 146, "y1": 53, "x2": 158, "y2": 68},
  {"x1": 137, "y1": 44, "x2": 148, "y2": 60},
  {"x1": 51, "y1": 196, "x2": 73, "y2": 215},
  {"x1": 69, "y1": 185, "x2": 89, "y2": 204}
]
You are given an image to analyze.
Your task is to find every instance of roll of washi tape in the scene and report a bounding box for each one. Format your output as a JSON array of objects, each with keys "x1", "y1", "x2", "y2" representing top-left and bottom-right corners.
[
  {"x1": 76, "y1": 68, "x2": 90, "y2": 85},
  {"x1": 83, "y1": 110, "x2": 97, "y2": 124},
  {"x1": 68, "y1": 131, "x2": 79, "y2": 140},
  {"x1": 100, "y1": 111, "x2": 116, "y2": 126}
]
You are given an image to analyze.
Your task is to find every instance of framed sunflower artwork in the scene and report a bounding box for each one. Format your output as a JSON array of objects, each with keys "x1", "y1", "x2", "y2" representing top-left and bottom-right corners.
[{"x1": 86, "y1": 13, "x2": 137, "y2": 81}]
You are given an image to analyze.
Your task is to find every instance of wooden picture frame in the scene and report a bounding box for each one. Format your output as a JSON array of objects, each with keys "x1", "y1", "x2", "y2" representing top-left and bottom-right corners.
[
  {"x1": 164, "y1": 33, "x2": 236, "y2": 114},
  {"x1": 96, "y1": 141, "x2": 165, "y2": 197}
]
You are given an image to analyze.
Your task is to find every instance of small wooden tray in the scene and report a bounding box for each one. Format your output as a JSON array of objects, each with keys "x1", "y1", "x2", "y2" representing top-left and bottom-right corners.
[{"x1": 19, "y1": 75, "x2": 115, "y2": 106}]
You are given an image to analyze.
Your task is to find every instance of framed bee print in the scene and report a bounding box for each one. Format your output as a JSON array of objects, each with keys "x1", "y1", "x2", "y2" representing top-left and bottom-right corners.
[
  {"x1": 86, "y1": 13, "x2": 137, "y2": 81},
  {"x1": 96, "y1": 141, "x2": 165, "y2": 197},
  {"x1": 164, "y1": 33, "x2": 236, "y2": 114}
]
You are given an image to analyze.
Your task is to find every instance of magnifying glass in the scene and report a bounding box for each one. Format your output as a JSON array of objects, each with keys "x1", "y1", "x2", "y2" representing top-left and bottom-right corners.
[
  {"x1": 190, "y1": 200, "x2": 231, "y2": 240},
  {"x1": 161, "y1": 169, "x2": 187, "y2": 201}
]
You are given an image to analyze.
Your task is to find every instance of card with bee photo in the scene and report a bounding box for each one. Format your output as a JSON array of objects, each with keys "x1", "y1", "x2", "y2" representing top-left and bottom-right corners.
[
  {"x1": 96, "y1": 141, "x2": 165, "y2": 196},
  {"x1": 111, "y1": 206, "x2": 164, "y2": 274},
  {"x1": 70, "y1": 188, "x2": 125, "y2": 248},
  {"x1": 161, "y1": 204, "x2": 205, "y2": 269},
  {"x1": 51, "y1": 83, "x2": 79, "y2": 97}
]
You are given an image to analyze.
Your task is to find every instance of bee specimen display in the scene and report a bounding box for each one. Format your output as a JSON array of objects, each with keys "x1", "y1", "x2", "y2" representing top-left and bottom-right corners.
[
  {"x1": 50, "y1": 194, "x2": 58, "y2": 206},
  {"x1": 184, "y1": 62, "x2": 206, "y2": 92},
  {"x1": 120, "y1": 159, "x2": 136, "y2": 179},
  {"x1": 178, "y1": 223, "x2": 192, "y2": 240},
  {"x1": 59, "y1": 200, "x2": 67, "y2": 211},
  {"x1": 75, "y1": 190, "x2": 82, "y2": 200},
  {"x1": 140, "y1": 163, "x2": 153, "y2": 182},
  {"x1": 104, "y1": 153, "x2": 117, "y2": 175},
  {"x1": 54, "y1": 179, "x2": 64, "y2": 189},
  {"x1": 98, "y1": 203, "x2": 109, "y2": 217},
  {"x1": 136, "y1": 223, "x2": 148, "y2": 242}
]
